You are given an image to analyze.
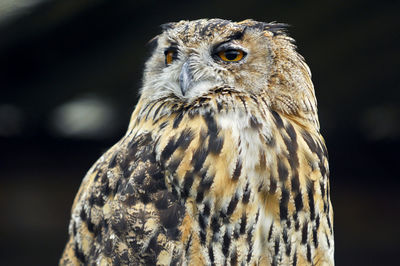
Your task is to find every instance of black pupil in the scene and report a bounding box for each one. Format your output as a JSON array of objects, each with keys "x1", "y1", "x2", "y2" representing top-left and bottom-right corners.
[{"x1": 225, "y1": 50, "x2": 239, "y2": 60}]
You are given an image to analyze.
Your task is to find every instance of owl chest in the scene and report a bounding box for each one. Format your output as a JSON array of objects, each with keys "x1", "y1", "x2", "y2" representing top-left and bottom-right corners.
[{"x1": 155, "y1": 110, "x2": 282, "y2": 264}]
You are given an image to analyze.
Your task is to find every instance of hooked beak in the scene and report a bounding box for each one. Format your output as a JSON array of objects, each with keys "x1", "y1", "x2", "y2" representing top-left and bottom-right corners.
[{"x1": 179, "y1": 60, "x2": 193, "y2": 96}]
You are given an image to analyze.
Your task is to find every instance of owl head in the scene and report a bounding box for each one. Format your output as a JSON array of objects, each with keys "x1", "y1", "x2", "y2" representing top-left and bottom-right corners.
[{"x1": 141, "y1": 19, "x2": 318, "y2": 128}]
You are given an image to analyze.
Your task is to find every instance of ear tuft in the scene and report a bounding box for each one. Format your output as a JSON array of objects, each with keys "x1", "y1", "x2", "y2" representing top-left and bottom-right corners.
[{"x1": 161, "y1": 22, "x2": 176, "y2": 31}]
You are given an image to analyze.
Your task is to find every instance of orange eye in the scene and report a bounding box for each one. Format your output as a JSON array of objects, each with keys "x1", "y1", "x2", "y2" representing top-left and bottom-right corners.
[
  {"x1": 165, "y1": 50, "x2": 176, "y2": 65},
  {"x1": 218, "y1": 49, "x2": 245, "y2": 62}
]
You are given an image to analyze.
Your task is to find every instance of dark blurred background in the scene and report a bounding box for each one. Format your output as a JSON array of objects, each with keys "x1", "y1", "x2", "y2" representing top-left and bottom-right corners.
[{"x1": 0, "y1": 0, "x2": 399, "y2": 265}]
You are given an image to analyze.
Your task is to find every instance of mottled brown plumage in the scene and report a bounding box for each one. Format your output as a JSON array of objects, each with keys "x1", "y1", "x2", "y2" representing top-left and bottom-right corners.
[{"x1": 61, "y1": 19, "x2": 334, "y2": 265}]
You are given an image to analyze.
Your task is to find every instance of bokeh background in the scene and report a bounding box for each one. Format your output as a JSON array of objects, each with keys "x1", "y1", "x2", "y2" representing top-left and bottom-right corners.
[{"x1": 0, "y1": 0, "x2": 399, "y2": 265}]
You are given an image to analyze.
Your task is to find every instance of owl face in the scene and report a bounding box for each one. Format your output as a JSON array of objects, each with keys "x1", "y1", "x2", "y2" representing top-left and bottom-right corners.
[{"x1": 141, "y1": 19, "x2": 287, "y2": 102}]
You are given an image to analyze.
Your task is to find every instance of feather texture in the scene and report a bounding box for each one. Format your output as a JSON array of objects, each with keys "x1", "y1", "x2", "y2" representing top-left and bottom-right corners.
[{"x1": 61, "y1": 19, "x2": 334, "y2": 265}]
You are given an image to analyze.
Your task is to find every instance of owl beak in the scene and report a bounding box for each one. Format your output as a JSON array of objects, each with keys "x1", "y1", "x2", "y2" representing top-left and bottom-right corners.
[{"x1": 179, "y1": 60, "x2": 193, "y2": 96}]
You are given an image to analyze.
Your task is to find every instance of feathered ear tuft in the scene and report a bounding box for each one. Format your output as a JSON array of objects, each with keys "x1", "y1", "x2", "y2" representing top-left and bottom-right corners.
[
  {"x1": 146, "y1": 22, "x2": 177, "y2": 49},
  {"x1": 161, "y1": 22, "x2": 177, "y2": 31},
  {"x1": 147, "y1": 35, "x2": 159, "y2": 47},
  {"x1": 261, "y1": 22, "x2": 289, "y2": 35},
  {"x1": 240, "y1": 20, "x2": 289, "y2": 36}
]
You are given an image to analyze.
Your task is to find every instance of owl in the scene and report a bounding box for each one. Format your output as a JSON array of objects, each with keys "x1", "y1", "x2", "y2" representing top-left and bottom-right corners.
[{"x1": 60, "y1": 19, "x2": 334, "y2": 265}]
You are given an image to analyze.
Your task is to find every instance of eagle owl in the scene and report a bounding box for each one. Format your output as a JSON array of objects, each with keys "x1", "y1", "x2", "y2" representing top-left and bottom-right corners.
[{"x1": 60, "y1": 19, "x2": 334, "y2": 265}]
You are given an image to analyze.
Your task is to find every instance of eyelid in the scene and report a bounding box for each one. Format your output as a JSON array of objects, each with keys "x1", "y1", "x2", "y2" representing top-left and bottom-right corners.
[
  {"x1": 164, "y1": 46, "x2": 178, "y2": 55},
  {"x1": 213, "y1": 42, "x2": 246, "y2": 54}
]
